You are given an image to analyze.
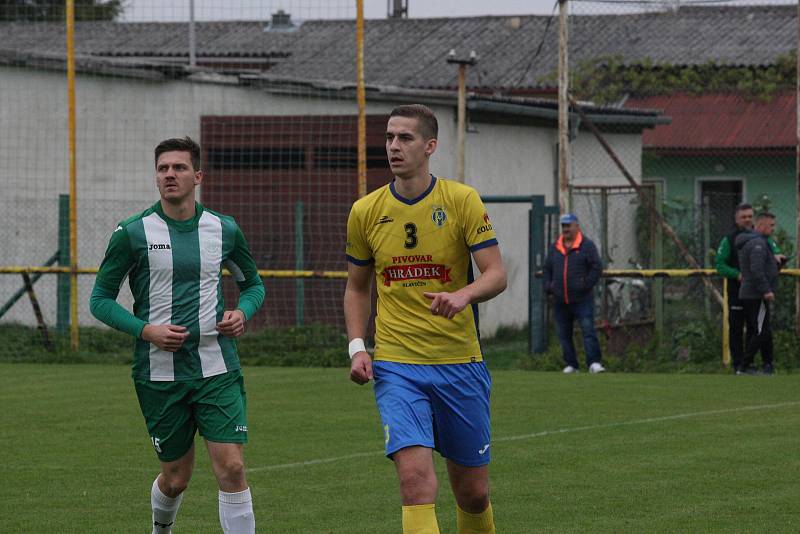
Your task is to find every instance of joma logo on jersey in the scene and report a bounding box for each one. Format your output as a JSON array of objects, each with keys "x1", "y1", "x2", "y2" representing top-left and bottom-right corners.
[
  {"x1": 235, "y1": 425, "x2": 247, "y2": 432},
  {"x1": 149, "y1": 243, "x2": 171, "y2": 250},
  {"x1": 382, "y1": 263, "x2": 451, "y2": 286}
]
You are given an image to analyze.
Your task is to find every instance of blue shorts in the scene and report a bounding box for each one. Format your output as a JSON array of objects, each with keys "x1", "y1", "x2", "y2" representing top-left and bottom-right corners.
[{"x1": 373, "y1": 360, "x2": 492, "y2": 467}]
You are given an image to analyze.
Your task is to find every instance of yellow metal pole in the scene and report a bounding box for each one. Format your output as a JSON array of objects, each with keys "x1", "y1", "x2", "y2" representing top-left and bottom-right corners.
[
  {"x1": 66, "y1": 0, "x2": 79, "y2": 351},
  {"x1": 356, "y1": 0, "x2": 367, "y2": 199},
  {"x1": 722, "y1": 278, "x2": 730, "y2": 368}
]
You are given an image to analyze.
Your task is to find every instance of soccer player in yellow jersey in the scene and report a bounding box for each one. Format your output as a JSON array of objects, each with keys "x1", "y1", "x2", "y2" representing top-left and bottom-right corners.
[{"x1": 344, "y1": 104, "x2": 507, "y2": 534}]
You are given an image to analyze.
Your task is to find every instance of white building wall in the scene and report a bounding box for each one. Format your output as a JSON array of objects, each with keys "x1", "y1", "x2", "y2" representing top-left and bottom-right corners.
[
  {"x1": 463, "y1": 123, "x2": 555, "y2": 334},
  {"x1": 571, "y1": 131, "x2": 644, "y2": 269}
]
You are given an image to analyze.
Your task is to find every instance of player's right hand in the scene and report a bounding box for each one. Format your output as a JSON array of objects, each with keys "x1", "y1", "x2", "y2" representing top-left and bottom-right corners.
[
  {"x1": 350, "y1": 351, "x2": 373, "y2": 385},
  {"x1": 141, "y1": 324, "x2": 190, "y2": 352},
  {"x1": 764, "y1": 292, "x2": 776, "y2": 302}
]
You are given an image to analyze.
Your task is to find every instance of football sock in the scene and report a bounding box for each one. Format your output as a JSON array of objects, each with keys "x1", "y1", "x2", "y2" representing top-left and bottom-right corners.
[
  {"x1": 456, "y1": 502, "x2": 496, "y2": 534},
  {"x1": 219, "y1": 487, "x2": 255, "y2": 534},
  {"x1": 402, "y1": 503, "x2": 440, "y2": 534},
  {"x1": 151, "y1": 476, "x2": 183, "y2": 534}
]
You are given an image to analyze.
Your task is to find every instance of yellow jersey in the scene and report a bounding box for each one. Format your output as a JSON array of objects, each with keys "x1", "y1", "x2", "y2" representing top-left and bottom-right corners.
[{"x1": 346, "y1": 175, "x2": 499, "y2": 364}]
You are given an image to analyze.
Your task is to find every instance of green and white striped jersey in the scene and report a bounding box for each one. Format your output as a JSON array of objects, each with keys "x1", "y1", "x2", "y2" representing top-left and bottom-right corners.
[{"x1": 91, "y1": 201, "x2": 265, "y2": 382}]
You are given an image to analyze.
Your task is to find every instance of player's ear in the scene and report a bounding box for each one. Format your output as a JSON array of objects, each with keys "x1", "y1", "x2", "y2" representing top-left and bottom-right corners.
[
  {"x1": 194, "y1": 169, "x2": 203, "y2": 186},
  {"x1": 425, "y1": 138, "x2": 437, "y2": 157}
]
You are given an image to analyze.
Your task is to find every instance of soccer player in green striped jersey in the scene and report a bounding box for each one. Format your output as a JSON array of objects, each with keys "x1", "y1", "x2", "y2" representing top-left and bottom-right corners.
[{"x1": 90, "y1": 137, "x2": 265, "y2": 534}]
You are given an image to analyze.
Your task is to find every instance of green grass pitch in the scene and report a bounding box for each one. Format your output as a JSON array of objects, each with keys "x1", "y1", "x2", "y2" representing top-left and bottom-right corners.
[{"x1": 2, "y1": 363, "x2": 799, "y2": 533}]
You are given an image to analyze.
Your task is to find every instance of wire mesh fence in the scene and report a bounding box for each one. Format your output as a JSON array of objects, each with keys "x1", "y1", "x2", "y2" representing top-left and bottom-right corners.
[
  {"x1": 556, "y1": 0, "x2": 799, "y2": 361},
  {"x1": 571, "y1": 183, "x2": 798, "y2": 359},
  {"x1": 0, "y1": 2, "x2": 365, "y2": 349},
  {"x1": 1, "y1": 0, "x2": 798, "y2": 365}
]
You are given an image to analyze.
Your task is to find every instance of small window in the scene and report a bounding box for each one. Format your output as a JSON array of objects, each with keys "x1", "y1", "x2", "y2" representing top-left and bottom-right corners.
[
  {"x1": 314, "y1": 147, "x2": 390, "y2": 170},
  {"x1": 206, "y1": 147, "x2": 305, "y2": 170}
]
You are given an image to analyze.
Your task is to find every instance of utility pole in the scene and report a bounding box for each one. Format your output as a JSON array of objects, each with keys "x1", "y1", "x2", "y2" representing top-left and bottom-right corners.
[
  {"x1": 357, "y1": 0, "x2": 367, "y2": 198},
  {"x1": 447, "y1": 49, "x2": 477, "y2": 183},
  {"x1": 188, "y1": 0, "x2": 196, "y2": 67},
  {"x1": 558, "y1": 0, "x2": 570, "y2": 214}
]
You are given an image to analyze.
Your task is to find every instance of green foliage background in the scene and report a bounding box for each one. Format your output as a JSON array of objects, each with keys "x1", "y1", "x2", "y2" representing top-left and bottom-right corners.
[{"x1": 544, "y1": 53, "x2": 797, "y2": 104}]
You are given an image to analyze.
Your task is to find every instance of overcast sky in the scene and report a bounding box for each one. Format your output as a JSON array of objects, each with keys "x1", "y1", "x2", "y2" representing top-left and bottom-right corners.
[
  {"x1": 120, "y1": 0, "x2": 571, "y2": 22},
  {"x1": 118, "y1": 1, "x2": 792, "y2": 22}
]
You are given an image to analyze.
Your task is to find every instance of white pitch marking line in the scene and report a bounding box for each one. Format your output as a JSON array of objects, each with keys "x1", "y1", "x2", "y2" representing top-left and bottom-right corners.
[
  {"x1": 249, "y1": 451, "x2": 379, "y2": 472},
  {"x1": 249, "y1": 401, "x2": 800, "y2": 473}
]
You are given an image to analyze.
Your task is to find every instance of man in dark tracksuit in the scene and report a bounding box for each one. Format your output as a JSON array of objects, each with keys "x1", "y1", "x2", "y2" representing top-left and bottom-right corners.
[
  {"x1": 716, "y1": 204, "x2": 784, "y2": 372},
  {"x1": 715, "y1": 204, "x2": 752, "y2": 373},
  {"x1": 735, "y1": 212, "x2": 779, "y2": 375},
  {"x1": 544, "y1": 213, "x2": 604, "y2": 373},
  {"x1": 716, "y1": 204, "x2": 784, "y2": 373}
]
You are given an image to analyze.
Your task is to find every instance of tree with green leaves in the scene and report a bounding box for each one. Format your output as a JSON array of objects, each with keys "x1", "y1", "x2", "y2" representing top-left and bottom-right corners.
[{"x1": 0, "y1": 0, "x2": 124, "y2": 22}]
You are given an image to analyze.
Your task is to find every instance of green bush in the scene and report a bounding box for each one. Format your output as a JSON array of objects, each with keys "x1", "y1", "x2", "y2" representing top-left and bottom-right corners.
[
  {"x1": 0, "y1": 323, "x2": 347, "y2": 367},
  {"x1": 1, "y1": 320, "x2": 796, "y2": 373},
  {"x1": 236, "y1": 324, "x2": 348, "y2": 367},
  {"x1": 0, "y1": 323, "x2": 132, "y2": 364}
]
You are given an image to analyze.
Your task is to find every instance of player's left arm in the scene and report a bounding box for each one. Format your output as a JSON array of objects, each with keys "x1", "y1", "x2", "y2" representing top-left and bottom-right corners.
[
  {"x1": 424, "y1": 188, "x2": 506, "y2": 318},
  {"x1": 424, "y1": 245, "x2": 507, "y2": 319},
  {"x1": 218, "y1": 224, "x2": 265, "y2": 337}
]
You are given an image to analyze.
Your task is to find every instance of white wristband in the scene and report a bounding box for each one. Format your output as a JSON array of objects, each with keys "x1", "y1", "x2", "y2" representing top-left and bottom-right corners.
[{"x1": 348, "y1": 338, "x2": 367, "y2": 360}]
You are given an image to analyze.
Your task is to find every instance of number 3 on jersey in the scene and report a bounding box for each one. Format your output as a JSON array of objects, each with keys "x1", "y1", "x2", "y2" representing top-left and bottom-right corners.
[{"x1": 404, "y1": 223, "x2": 418, "y2": 249}]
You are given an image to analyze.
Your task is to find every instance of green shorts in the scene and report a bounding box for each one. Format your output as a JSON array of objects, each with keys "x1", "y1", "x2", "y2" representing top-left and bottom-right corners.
[{"x1": 134, "y1": 369, "x2": 248, "y2": 462}]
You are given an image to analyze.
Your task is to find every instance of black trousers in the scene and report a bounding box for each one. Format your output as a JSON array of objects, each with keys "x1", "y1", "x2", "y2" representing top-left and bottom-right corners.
[
  {"x1": 741, "y1": 299, "x2": 773, "y2": 369},
  {"x1": 728, "y1": 299, "x2": 752, "y2": 371}
]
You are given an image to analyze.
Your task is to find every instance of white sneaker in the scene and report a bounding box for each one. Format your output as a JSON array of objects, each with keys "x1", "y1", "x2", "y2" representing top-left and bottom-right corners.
[
  {"x1": 562, "y1": 365, "x2": 579, "y2": 374},
  {"x1": 589, "y1": 362, "x2": 606, "y2": 374}
]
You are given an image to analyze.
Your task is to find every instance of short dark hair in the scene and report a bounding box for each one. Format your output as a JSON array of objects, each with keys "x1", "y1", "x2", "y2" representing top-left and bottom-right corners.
[
  {"x1": 735, "y1": 203, "x2": 753, "y2": 213},
  {"x1": 755, "y1": 211, "x2": 776, "y2": 222},
  {"x1": 154, "y1": 136, "x2": 201, "y2": 171},
  {"x1": 389, "y1": 104, "x2": 438, "y2": 140}
]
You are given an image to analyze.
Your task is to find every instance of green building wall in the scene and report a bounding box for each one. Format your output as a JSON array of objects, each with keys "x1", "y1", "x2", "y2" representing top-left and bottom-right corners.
[{"x1": 644, "y1": 153, "x2": 796, "y2": 248}]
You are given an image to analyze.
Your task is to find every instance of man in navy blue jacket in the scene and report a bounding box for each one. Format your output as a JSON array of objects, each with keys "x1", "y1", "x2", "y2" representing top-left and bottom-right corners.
[{"x1": 543, "y1": 214, "x2": 605, "y2": 373}]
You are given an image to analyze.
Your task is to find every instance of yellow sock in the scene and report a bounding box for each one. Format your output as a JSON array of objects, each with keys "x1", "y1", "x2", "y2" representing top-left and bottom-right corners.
[
  {"x1": 402, "y1": 504, "x2": 440, "y2": 534},
  {"x1": 457, "y1": 502, "x2": 496, "y2": 534}
]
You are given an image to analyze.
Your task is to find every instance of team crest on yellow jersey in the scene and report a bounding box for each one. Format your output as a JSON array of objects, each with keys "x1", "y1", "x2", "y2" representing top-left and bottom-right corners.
[{"x1": 431, "y1": 206, "x2": 447, "y2": 227}]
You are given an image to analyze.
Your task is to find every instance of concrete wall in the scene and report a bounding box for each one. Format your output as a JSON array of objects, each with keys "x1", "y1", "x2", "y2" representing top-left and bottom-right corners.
[{"x1": 0, "y1": 66, "x2": 645, "y2": 338}]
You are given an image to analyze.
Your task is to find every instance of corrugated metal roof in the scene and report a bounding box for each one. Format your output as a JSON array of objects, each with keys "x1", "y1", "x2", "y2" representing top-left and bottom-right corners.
[
  {"x1": 0, "y1": 4, "x2": 794, "y2": 90},
  {"x1": 627, "y1": 92, "x2": 796, "y2": 150}
]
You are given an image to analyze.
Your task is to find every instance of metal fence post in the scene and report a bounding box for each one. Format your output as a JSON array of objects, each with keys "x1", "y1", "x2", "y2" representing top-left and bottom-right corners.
[
  {"x1": 295, "y1": 201, "x2": 304, "y2": 326},
  {"x1": 652, "y1": 182, "x2": 664, "y2": 342},
  {"x1": 530, "y1": 195, "x2": 546, "y2": 353},
  {"x1": 57, "y1": 194, "x2": 70, "y2": 333}
]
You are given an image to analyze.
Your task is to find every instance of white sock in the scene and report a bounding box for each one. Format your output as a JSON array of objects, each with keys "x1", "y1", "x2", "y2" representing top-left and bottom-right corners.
[
  {"x1": 219, "y1": 487, "x2": 255, "y2": 534},
  {"x1": 151, "y1": 477, "x2": 183, "y2": 534}
]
